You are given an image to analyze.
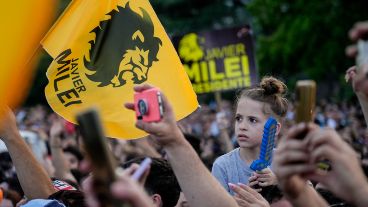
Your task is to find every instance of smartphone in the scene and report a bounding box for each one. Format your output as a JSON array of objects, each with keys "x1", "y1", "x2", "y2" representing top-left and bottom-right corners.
[
  {"x1": 294, "y1": 81, "x2": 331, "y2": 171},
  {"x1": 131, "y1": 157, "x2": 152, "y2": 181},
  {"x1": 134, "y1": 87, "x2": 163, "y2": 122},
  {"x1": 76, "y1": 108, "x2": 122, "y2": 207},
  {"x1": 295, "y1": 80, "x2": 316, "y2": 123}
]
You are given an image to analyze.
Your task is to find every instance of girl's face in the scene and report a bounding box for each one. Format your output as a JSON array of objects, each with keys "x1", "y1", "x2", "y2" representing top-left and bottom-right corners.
[{"x1": 235, "y1": 97, "x2": 270, "y2": 149}]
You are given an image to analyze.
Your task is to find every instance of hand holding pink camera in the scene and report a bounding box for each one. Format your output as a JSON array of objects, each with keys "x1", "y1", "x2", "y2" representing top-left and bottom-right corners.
[
  {"x1": 124, "y1": 84, "x2": 185, "y2": 147},
  {"x1": 134, "y1": 87, "x2": 163, "y2": 122}
]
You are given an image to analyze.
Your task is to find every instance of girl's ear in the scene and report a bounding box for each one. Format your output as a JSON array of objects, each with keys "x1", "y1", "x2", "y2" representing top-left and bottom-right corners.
[{"x1": 275, "y1": 122, "x2": 282, "y2": 136}]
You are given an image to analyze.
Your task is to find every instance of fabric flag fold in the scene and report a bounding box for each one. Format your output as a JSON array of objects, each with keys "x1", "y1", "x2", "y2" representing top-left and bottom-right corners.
[
  {"x1": 42, "y1": 0, "x2": 198, "y2": 139},
  {"x1": 0, "y1": 1, "x2": 55, "y2": 109}
]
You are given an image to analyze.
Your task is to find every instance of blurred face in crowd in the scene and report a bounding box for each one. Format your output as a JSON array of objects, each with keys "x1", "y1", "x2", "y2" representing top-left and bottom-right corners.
[
  {"x1": 64, "y1": 152, "x2": 79, "y2": 170},
  {"x1": 235, "y1": 97, "x2": 270, "y2": 149}
]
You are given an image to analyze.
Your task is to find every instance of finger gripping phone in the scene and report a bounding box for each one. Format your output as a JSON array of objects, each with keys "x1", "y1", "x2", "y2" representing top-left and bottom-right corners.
[
  {"x1": 134, "y1": 87, "x2": 163, "y2": 122},
  {"x1": 76, "y1": 109, "x2": 123, "y2": 207}
]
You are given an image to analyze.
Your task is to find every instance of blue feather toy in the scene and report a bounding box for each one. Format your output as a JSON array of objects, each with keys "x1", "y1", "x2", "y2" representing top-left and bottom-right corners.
[{"x1": 250, "y1": 117, "x2": 277, "y2": 171}]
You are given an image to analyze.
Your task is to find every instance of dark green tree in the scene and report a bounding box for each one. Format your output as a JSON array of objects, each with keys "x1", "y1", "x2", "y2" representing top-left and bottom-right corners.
[
  {"x1": 151, "y1": 0, "x2": 251, "y2": 35},
  {"x1": 246, "y1": 0, "x2": 368, "y2": 98}
]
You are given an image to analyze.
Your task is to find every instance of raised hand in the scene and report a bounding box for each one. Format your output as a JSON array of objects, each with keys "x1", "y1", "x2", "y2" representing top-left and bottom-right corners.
[
  {"x1": 229, "y1": 183, "x2": 270, "y2": 207},
  {"x1": 252, "y1": 168, "x2": 277, "y2": 188},
  {"x1": 304, "y1": 127, "x2": 368, "y2": 205},
  {"x1": 124, "y1": 84, "x2": 183, "y2": 147},
  {"x1": 273, "y1": 123, "x2": 316, "y2": 198}
]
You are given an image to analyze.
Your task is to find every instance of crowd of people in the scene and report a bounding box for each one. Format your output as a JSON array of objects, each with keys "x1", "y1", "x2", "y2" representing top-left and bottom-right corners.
[{"x1": 0, "y1": 21, "x2": 367, "y2": 207}]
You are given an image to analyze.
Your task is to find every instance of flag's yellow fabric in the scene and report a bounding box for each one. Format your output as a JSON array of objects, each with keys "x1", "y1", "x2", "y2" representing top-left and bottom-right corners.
[
  {"x1": 0, "y1": 1, "x2": 55, "y2": 108},
  {"x1": 42, "y1": 0, "x2": 198, "y2": 139}
]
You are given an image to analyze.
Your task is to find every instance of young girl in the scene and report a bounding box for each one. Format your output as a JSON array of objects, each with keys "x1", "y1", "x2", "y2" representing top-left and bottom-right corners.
[{"x1": 211, "y1": 76, "x2": 288, "y2": 194}]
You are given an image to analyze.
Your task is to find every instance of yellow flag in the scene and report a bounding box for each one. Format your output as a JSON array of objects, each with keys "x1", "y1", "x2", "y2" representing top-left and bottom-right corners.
[
  {"x1": 42, "y1": 0, "x2": 198, "y2": 139},
  {"x1": 0, "y1": 1, "x2": 55, "y2": 108}
]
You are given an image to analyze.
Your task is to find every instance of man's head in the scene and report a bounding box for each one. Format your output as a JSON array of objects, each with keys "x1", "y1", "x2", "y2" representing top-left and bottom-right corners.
[
  {"x1": 124, "y1": 157, "x2": 181, "y2": 207},
  {"x1": 63, "y1": 146, "x2": 83, "y2": 170}
]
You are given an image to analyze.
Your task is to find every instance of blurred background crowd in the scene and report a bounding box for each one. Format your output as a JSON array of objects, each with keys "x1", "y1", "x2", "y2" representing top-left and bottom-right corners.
[
  {"x1": 0, "y1": 95, "x2": 367, "y2": 206},
  {"x1": 1, "y1": 0, "x2": 367, "y2": 206}
]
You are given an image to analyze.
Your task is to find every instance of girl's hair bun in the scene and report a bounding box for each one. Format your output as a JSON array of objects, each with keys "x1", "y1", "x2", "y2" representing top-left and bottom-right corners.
[{"x1": 260, "y1": 76, "x2": 287, "y2": 96}]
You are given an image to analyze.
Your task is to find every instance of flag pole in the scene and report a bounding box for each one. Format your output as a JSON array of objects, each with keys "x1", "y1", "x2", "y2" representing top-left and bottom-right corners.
[{"x1": 214, "y1": 91, "x2": 222, "y2": 111}]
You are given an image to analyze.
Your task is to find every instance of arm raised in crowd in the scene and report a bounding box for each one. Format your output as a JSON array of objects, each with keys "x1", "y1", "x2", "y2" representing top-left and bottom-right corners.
[
  {"x1": 345, "y1": 66, "x2": 368, "y2": 125},
  {"x1": 49, "y1": 116, "x2": 77, "y2": 182},
  {"x1": 273, "y1": 123, "x2": 328, "y2": 207},
  {"x1": 0, "y1": 107, "x2": 55, "y2": 199},
  {"x1": 345, "y1": 21, "x2": 368, "y2": 125},
  {"x1": 125, "y1": 84, "x2": 238, "y2": 207}
]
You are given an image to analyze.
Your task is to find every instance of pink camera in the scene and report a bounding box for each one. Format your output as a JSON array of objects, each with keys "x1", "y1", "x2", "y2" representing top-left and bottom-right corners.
[{"x1": 134, "y1": 87, "x2": 163, "y2": 122}]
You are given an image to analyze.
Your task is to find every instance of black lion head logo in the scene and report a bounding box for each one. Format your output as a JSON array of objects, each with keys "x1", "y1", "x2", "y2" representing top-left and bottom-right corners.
[{"x1": 84, "y1": 2, "x2": 162, "y2": 87}]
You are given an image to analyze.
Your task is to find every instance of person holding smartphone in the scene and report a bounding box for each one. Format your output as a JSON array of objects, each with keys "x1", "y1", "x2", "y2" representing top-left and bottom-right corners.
[
  {"x1": 273, "y1": 122, "x2": 368, "y2": 207},
  {"x1": 272, "y1": 20, "x2": 368, "y2": 207},
  {"x1": 124, "y1": 84, "x2": 238, "y2": 207},
  {"x1": 123, "y1": 157, "x2": 181, "y2": 207}
]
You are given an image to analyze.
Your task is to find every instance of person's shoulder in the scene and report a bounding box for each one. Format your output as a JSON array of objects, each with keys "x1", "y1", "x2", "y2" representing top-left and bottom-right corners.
[
  {"x1": 21, "y1": 199, "x2": 66, "y2": 207},
  {"x1": 213, "y1": 148, "x2": 239, "y2": 166}
]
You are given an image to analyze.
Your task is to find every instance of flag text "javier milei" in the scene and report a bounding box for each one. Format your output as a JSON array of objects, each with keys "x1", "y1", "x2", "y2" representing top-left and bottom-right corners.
[
  {"x1": 184, "y1": 43, "x2": 251, "y2": 94},
  {"x1": 53, "y1": 49, "x2": 86, "y2": 107}
]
